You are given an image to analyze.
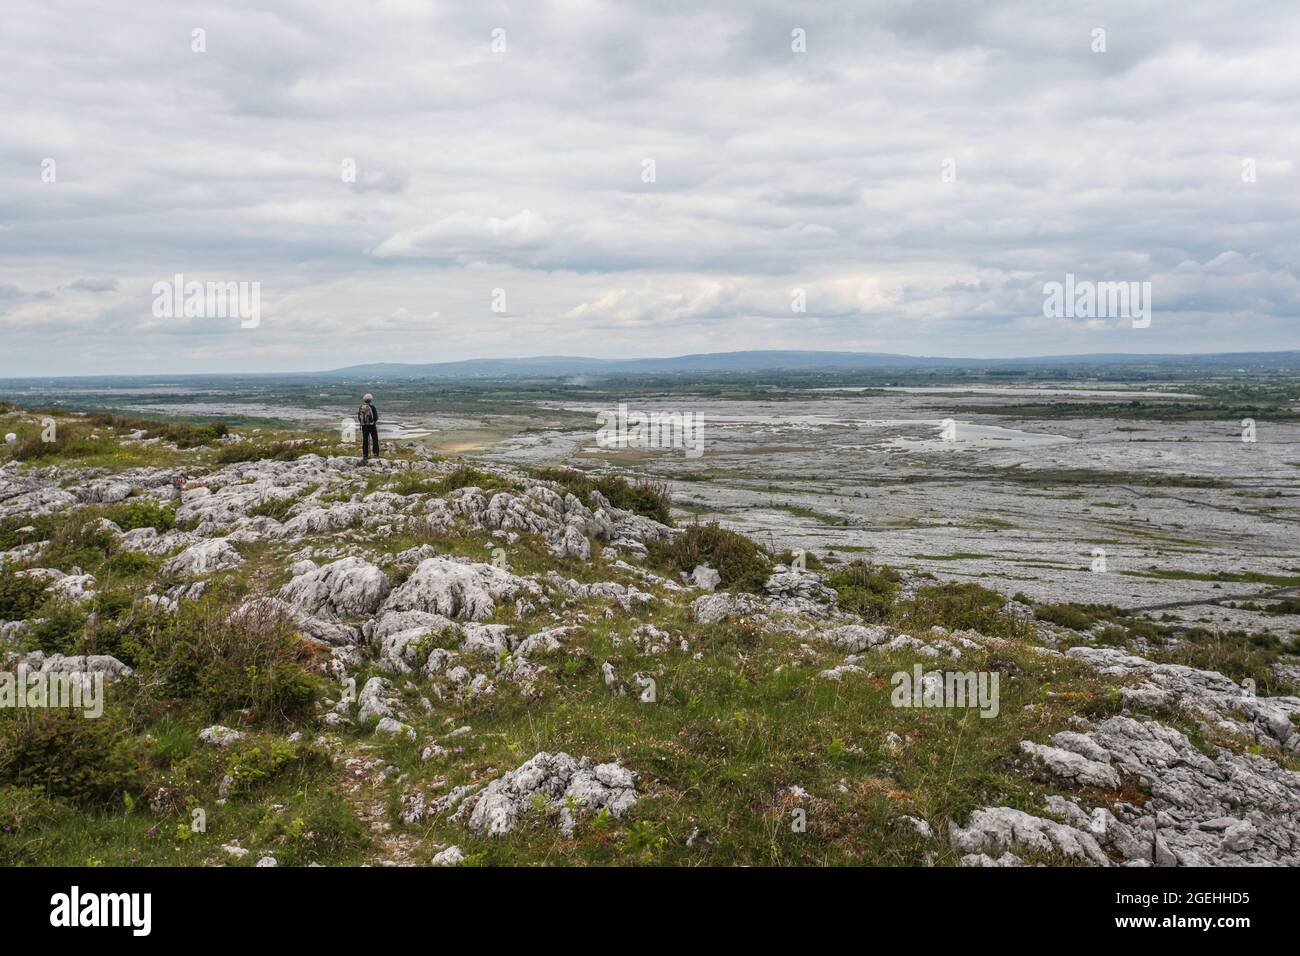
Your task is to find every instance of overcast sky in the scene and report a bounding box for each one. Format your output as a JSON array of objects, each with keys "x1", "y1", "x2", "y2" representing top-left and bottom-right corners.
[{"x1": 2, "y1": 0, "x2": 1299, "y2": 375}]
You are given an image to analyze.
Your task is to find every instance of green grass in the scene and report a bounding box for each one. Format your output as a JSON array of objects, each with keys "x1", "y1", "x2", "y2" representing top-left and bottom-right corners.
[
  {"x1": 1120, "y1": 568, "x2": 1300, "y2": 586},
  {"x1": 376, "y1": 606, "x2": 1132, "y2": 866},
  {"x1": 772, "y1": 503, "x2": 848, "y2": 526}
]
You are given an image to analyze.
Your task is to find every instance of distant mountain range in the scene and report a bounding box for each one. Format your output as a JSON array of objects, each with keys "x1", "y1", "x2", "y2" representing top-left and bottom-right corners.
[
  {"x1": 319, "y1": 349, "x2": 1300, "y2": 379},
  {"x1": 4, "y1": 350, "x2": 1299, "y2": 385}
]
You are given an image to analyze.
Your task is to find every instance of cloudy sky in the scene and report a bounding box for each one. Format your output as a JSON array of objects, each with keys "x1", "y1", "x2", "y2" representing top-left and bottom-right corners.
[{"x1": 2, "y1": 0, "x2": 1299, "y2": 375}]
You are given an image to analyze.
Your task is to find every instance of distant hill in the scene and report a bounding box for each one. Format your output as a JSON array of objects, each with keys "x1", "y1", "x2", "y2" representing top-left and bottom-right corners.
[
  {"x1": 320, "y1": 349, "x2": 1300, "y2": 379},
  {"x1": 3, "y1": 349, "x2": 1298, "y2": 386}
]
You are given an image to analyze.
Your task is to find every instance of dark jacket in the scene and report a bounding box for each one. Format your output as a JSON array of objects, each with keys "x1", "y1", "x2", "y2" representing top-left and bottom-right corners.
[{"x1": 358, "y1": 401, "x2": 379, "y2": 427}]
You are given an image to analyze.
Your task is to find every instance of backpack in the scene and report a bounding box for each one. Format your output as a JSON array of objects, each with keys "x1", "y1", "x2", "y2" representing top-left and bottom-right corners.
[{"x1": 358, "y1": 402, "x2": 375, "y2": 426}]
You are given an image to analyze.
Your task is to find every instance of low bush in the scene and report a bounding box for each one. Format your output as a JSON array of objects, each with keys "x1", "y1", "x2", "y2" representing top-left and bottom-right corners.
[
  {"x1": 0, "y1": 712, "x2": 144, "y2": 809},
  {"x1": 895, "y1": 581, "x2": 1022, "y2": 637},
  {"x1": 534, "y1": 467, "x2": 672, "y2": 524},
  {"x1": 223, "y1": 738, "x2": 329, "y2": 797},
  {"x1": 124, "y1": 598, "x2": 320, "y2": 725},
  {"x1": 648, "y1": 521, "x2": 770, "y2": 592},
  {"x1": 83, "y1": 413, "x2": 228, "y2": 449},
  {"x1": 101, "y1": 499, "x2": 176, "y2": 533},
  {"x1": 8, "y1": 425, "x2": 116, "y2": 462},
  {"x1": 1162, "y1": 629, "x2": 1299, "y2": 696},
  {"x1": 0, "y1": 515, "x2": 56, "y2": 551},
  {"x1": 19, "y1": 599, "x2": 90, "y2": 655},
  {"x1": 41, "y1": 511, "x2": 115, "y2": 571},
  {"x1": 824, "y1": 561, "x2": 901, "y2": 622},
  {"x1": 215, "y1": 441, "x2": 306, "y2": 464},
  {"x1": 0, "y1": 571, "x2": 50, "y2": 620}
]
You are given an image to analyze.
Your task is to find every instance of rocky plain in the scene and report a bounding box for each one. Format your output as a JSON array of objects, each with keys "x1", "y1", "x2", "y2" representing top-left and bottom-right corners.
[{"x1": 1, "y1": 381, "x2": 1298, "y2": 867}]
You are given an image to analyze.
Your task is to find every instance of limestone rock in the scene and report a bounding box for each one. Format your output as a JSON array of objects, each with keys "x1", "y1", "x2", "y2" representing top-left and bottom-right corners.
[
  {"x1": 162, "y1": 538, "x2": 244, "y2": 576},
  {"x1": 384, "y1": 558, "x2": 540, "y2": 621},
  {"x1": 279, "y1": 557, "x2": 391, "y2": 620},
  {"x1": 462, "y1": 752, "x2": 639, "y2": 836}
]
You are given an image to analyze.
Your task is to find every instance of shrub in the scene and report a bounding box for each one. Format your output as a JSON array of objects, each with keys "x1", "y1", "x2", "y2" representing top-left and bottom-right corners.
[
  {"x1": 125, "y1": 598, "x2": 320, "y2": 724},
  {"x1": 895, "y1": 582, "x2": 1021, "y2": 637},
  {"x1": 1034, "y1": 603, "x2": 1119, "y2": 631},
  {"x1": 825, "y1": 561, "x2": 901, "y2": 622},
  {"x1": 42, "y1": 511, "x2": 115, "y2": 570},
  {"x1": 0, "y1": 571, "x2": 50, "y2": 620},
  {"x1": 649, "y1": 521, "x2": 770, "y2": 592},
  {"x1": 1163, "y1": 629, "x2": 1298, "y2": 696},
  {"x1": 437, "y1": 465, "x2": 514, "y2": 495},
  {"x1": 223, "y1": 739, "x2": 329, "y2": 797},
  {"x1": 0, "y1": 514, "x2": 56, "y2": 551},
  {"x1": 101, "y1": 499, "x2": 176, "y2": 533},
  {"x1": 534, "y1": 467, "x2": 672, "y2": 524},
  {"x1": 8, "y1": 424, "x2": 116, "y2": 462},
  {"x1": 0, "y1": 711, "x2": 143, "y2": 809},
  {"x1": 83, "y1": 413, "x2": 228, "y2": 449},
  {"x1": 776, "y1": 548, "x2": 824, "y2": 571},
  {"x1": 104, "y1": 550, "x2": 162, "y2": 579},
  {"x1": 20, "y1": 600, "x2": 89, "y2": 655}
]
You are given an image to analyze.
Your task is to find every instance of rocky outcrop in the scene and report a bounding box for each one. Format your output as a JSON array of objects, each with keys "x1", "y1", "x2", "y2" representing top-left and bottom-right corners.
[
  {"x1": 950, "y1": 806, "x2": 1111, "y2": 866},
  {"x1": 458, "y1": 752, "x2": 638, "y2": 836},
  {"x1": 384, "y1": 558, "x2": 541, "y2": 621},
  {"x1": 815, "y1": 623, "x2": 890, "y2": 652},
  {"x1": 162, "y1": 538, "x2": 244, "y2": 576},
  {"x1": 363, "y1": 609, "x2": 456, "y2": 673},
  {"x1": 1029, "y1": 716, "x2": 1300, "y2": 866},
  {"x1": 690, "y1": 591, "x2": 766, "y2": 624},
  {"x1": 546, "y1": 572, "x2": 653, "y2": 611},
  {"x1": 3, "y1": 650, "x2": 133, "y2": 680},
  {"x1": 279, "y1": 557, "x2": 391, "y2": 620},
  {"x1": 44, "y1": 571, "x2": 97, "y2": 603},
  {"x1": 1066, "y1": 646, "x2": 1300, "y2": 753}
]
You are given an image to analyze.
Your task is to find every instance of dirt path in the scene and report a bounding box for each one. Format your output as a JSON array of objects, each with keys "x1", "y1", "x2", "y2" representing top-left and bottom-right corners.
[{"x1": 331, "y1": 739, "x2": 420, "y2": 866}]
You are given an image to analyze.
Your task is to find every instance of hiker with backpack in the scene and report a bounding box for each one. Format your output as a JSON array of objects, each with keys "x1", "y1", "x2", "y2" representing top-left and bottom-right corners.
[{"x1": 357, "y1": 393, "x2": 380, "y2": 461}]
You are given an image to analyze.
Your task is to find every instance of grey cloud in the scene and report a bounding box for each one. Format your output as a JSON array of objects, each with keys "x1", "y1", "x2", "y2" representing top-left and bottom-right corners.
[
  {"x1": 1, "y1": 0, "x2": 1298, "y2": 374},
  {"x1": 65, "y1": 278, "x2": 119, "y2": 293}
]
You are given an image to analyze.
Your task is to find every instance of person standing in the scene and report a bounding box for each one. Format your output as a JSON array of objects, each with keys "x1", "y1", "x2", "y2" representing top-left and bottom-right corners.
[{"x1": 358, "y1": 393, "x2": 380, "y2": 461}]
